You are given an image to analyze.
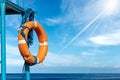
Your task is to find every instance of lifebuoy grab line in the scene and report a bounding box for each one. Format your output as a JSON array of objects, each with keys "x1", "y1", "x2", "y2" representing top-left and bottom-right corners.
[{"x1": 18, "y1": 21, "x2": 48, "y2": 65}]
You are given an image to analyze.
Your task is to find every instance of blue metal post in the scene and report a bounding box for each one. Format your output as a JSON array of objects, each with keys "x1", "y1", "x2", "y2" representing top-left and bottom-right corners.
[
  {"x1": 0, "y1": 0, "x2": 6, "y2": 80},
  {"x1": 25, "y1": 64, "x2": 30, "y2": 80}
]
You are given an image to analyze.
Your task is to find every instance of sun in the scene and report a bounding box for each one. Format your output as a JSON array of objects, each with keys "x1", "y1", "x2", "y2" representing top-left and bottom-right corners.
[{"x1": 103, "y1": 0, "x2": 119, "y2": 16}]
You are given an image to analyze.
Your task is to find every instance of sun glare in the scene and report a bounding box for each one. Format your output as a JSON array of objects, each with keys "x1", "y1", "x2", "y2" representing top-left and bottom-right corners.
[{"x1": 103, "y1": 0, "x2": 119, "y2": 16}]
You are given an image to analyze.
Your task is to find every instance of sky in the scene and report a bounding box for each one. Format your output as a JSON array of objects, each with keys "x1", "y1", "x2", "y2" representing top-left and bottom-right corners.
[{"x1": 0, "y1": 0, "x2": 120, "y2": 73}]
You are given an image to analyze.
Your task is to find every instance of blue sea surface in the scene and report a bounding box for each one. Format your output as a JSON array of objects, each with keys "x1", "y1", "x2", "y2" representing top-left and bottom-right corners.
[{"x1": 0, "y1": 73, "x2": 120, "y2": 80}]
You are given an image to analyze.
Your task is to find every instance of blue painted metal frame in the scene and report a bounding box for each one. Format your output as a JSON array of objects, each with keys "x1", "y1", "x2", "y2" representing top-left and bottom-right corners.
[
  {"x1": 6, "y1": 0, "x2": 24, "y2": 14},
  {"x1": 0, "y1": 0, "x2": 6, "y2": 80},
  {"x1": 0, "y1": 0, "x2": 30, "y2": 80},
  {"x1": 25, "y1": 64, "x2": 30, "y2": 80}
]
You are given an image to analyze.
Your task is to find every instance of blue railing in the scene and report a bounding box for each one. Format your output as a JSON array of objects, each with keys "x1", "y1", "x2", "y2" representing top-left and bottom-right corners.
[{"x1": 0, "y1": 0, "x2": 26, "y2": 80}]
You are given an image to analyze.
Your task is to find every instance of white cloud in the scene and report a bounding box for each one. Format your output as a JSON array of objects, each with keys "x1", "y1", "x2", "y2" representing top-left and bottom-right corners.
[
  {"x1": 44, "y1": 0, "x2": 120, "y2": 32},
  {"x1": 44, "y1": 0, "x2": 120, "y2": 50},
  {"x1": 7, "y1": 58, "x2": 24, "y2": 66},
  {"x1": 59, "y1": 33, "x2": 69, "y2": 46},
  {"x1": 6, "y1": 43, "x2": 24, "y2": 66},
  {"x1": 45, "y1": 0, "x2": 116, "y2": 26},
  {"x1": 5, "y1": 51, "x2": 81, "y2": 67},
  {"x1": 42, "y1": 52, "x2": 81, "y2": 67},
  {"x1": 89, "y1": 30, "x2": 120, "y2": 45},
  {"x1": 80, "y1": 49, "x2": 103, "y2": 58},
  {"x1": 81, "y1": 52, "x2": 95, "y2": 57},
  {"x1": 6, "y1": 42, "x2": 81, "y2": 67},
  {"x1": 44, "y1": 0, "x2": 85, "y2": 26},
  {"x1": 74, "y1": 39, "x2": 91, "y2": 47},
  {"x1": 6, "y1": 15, "x2": 21, "y2": 29},
  {"x1": 6, "y1": 34, "x2": 17, "y2": 42},
  {"x1": 6, "y1": 44, "x2": 20, "y2": 56},
  {"x1": 0, "y1": 44, "x2": 23, "y2": 66},
  {"x1": 45, "y1": 18, "x2": 61, "y2": 25},
  {"x1": 114, "y1": 65, "x2": 120, "y2": 68}
]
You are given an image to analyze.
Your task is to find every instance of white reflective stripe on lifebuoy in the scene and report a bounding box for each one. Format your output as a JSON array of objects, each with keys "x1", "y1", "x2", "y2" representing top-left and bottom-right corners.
[
  {"x1": 39, "y1": 42, "x2": 48, "y2": 46},
  {"x1": 18, "y1": 40, "x2": 26, "y2": 44},
  {"x1": 34, "y1": 21, "x2": 37, "y2": 28},
  {"x1": 37, "y1": 57, "x2": 39, "y2": 64}
]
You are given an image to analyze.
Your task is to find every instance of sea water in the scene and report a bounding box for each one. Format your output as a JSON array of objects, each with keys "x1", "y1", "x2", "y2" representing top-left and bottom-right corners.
[{"x1": 0, "y1": 73, "x2": 120, "y2": 80}]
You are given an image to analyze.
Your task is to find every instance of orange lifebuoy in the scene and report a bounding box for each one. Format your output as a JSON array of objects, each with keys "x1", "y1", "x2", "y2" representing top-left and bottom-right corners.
[{"x1": 18, "y1": 21, "x2": 48, "y2": 65}]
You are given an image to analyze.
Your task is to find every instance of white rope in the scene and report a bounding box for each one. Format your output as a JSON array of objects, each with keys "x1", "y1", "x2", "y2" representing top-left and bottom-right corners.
[{"x1": 37, "y1": 58, "x2": 39, "y2": 64}]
